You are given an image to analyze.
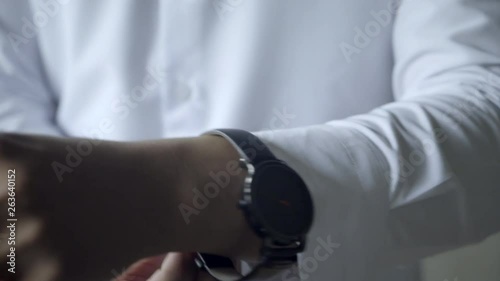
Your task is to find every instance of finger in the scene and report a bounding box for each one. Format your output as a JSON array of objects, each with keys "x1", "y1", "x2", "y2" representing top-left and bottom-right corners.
[
  {"x1": 0, "y1": 217, "x2": 43, "y2": 257},
  {"x1": 0, "y1": 242, "x2": 57, "y2": 281},
  {"x1": 0, "y1": 217, "x2": 45, "y2": 281},
  {"x1": 21, "y1": 253, "x2": 60, "y2": 281},
  {"x1": 114, "y1": 255, "x2": 165, "y2": 281},
  {"x1": 148, "y1": 252, "x2": 198, "y2": 281},
  {"x1": 0, "y1": 217, "x2": 61, "y2": 281}
]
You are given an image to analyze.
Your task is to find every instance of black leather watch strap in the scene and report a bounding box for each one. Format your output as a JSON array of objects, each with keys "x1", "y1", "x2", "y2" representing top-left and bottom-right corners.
[{"x1": 207, "y1": 129, "x2": 275, "y2": 165}]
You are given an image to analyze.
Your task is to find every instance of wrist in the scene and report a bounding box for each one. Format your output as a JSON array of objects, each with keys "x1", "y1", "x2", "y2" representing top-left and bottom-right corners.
[{"x1": 175, "y1": 135, "x2": 262, "y2": 259}]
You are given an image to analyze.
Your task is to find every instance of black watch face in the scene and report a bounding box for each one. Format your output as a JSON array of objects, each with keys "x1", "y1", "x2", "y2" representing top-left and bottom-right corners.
[{"x1": 251, "y1": 161, "x2": 313, "y2": 239}]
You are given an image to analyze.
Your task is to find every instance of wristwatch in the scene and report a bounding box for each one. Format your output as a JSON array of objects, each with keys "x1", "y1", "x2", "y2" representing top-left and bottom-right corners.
[{"x1": 195, "y1": 129, "x2": 314, "y2": 281}]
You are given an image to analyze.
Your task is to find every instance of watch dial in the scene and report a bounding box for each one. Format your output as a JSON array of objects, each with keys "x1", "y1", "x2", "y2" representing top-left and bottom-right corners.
[{"x1": 252, "y1": 162, "x2": 313, "y2": 238}]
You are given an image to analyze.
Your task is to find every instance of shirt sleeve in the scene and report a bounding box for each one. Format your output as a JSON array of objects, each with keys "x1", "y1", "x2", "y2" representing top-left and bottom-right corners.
[
  {"x1": 0, "y1": 1, "x2": 64, "y2": 136},
  {"x1": 255, "y1": 0, "x2": 500, "y2": 279}
]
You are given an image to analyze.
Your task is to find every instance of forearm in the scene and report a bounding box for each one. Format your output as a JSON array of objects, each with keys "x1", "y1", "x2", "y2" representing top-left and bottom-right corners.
[
  {"x1": 109, "y1": 135, "x2": 260, "y2": 258},
  {"x1": 0, "y1": 133, "x2": 261, "y2": 269}
]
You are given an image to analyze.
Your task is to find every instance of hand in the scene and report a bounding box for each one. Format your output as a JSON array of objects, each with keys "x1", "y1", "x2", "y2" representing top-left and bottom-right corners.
[
  {"x1": 116, "y1": 253, "x2": 217, "y2": 281},
  {"x1": 0, "y1": 133, "x2": 261, "y2": 281}
]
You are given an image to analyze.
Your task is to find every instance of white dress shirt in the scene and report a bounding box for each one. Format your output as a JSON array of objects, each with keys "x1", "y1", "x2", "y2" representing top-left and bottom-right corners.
[{"x1": 1, "y1": 0, "x2": 499, "y2": 280}]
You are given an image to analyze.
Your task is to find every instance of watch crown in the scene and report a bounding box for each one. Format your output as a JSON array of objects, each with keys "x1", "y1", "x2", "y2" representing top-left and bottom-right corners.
[
  {"x1": 238, "y1": 158, "x2": 248, "y2": 170},
  {"x1": 194, "y1": 258, "x2": 204, "y2": 268}
]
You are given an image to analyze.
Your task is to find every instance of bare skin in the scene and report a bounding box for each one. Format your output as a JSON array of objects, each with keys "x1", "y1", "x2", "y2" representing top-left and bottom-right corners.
[
  {"x1": 116, "y1": 253, "x2": 217, "y2": 281},
  {"x1": 0, "y1": 133, "x2": 261, "y2": 281}
]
